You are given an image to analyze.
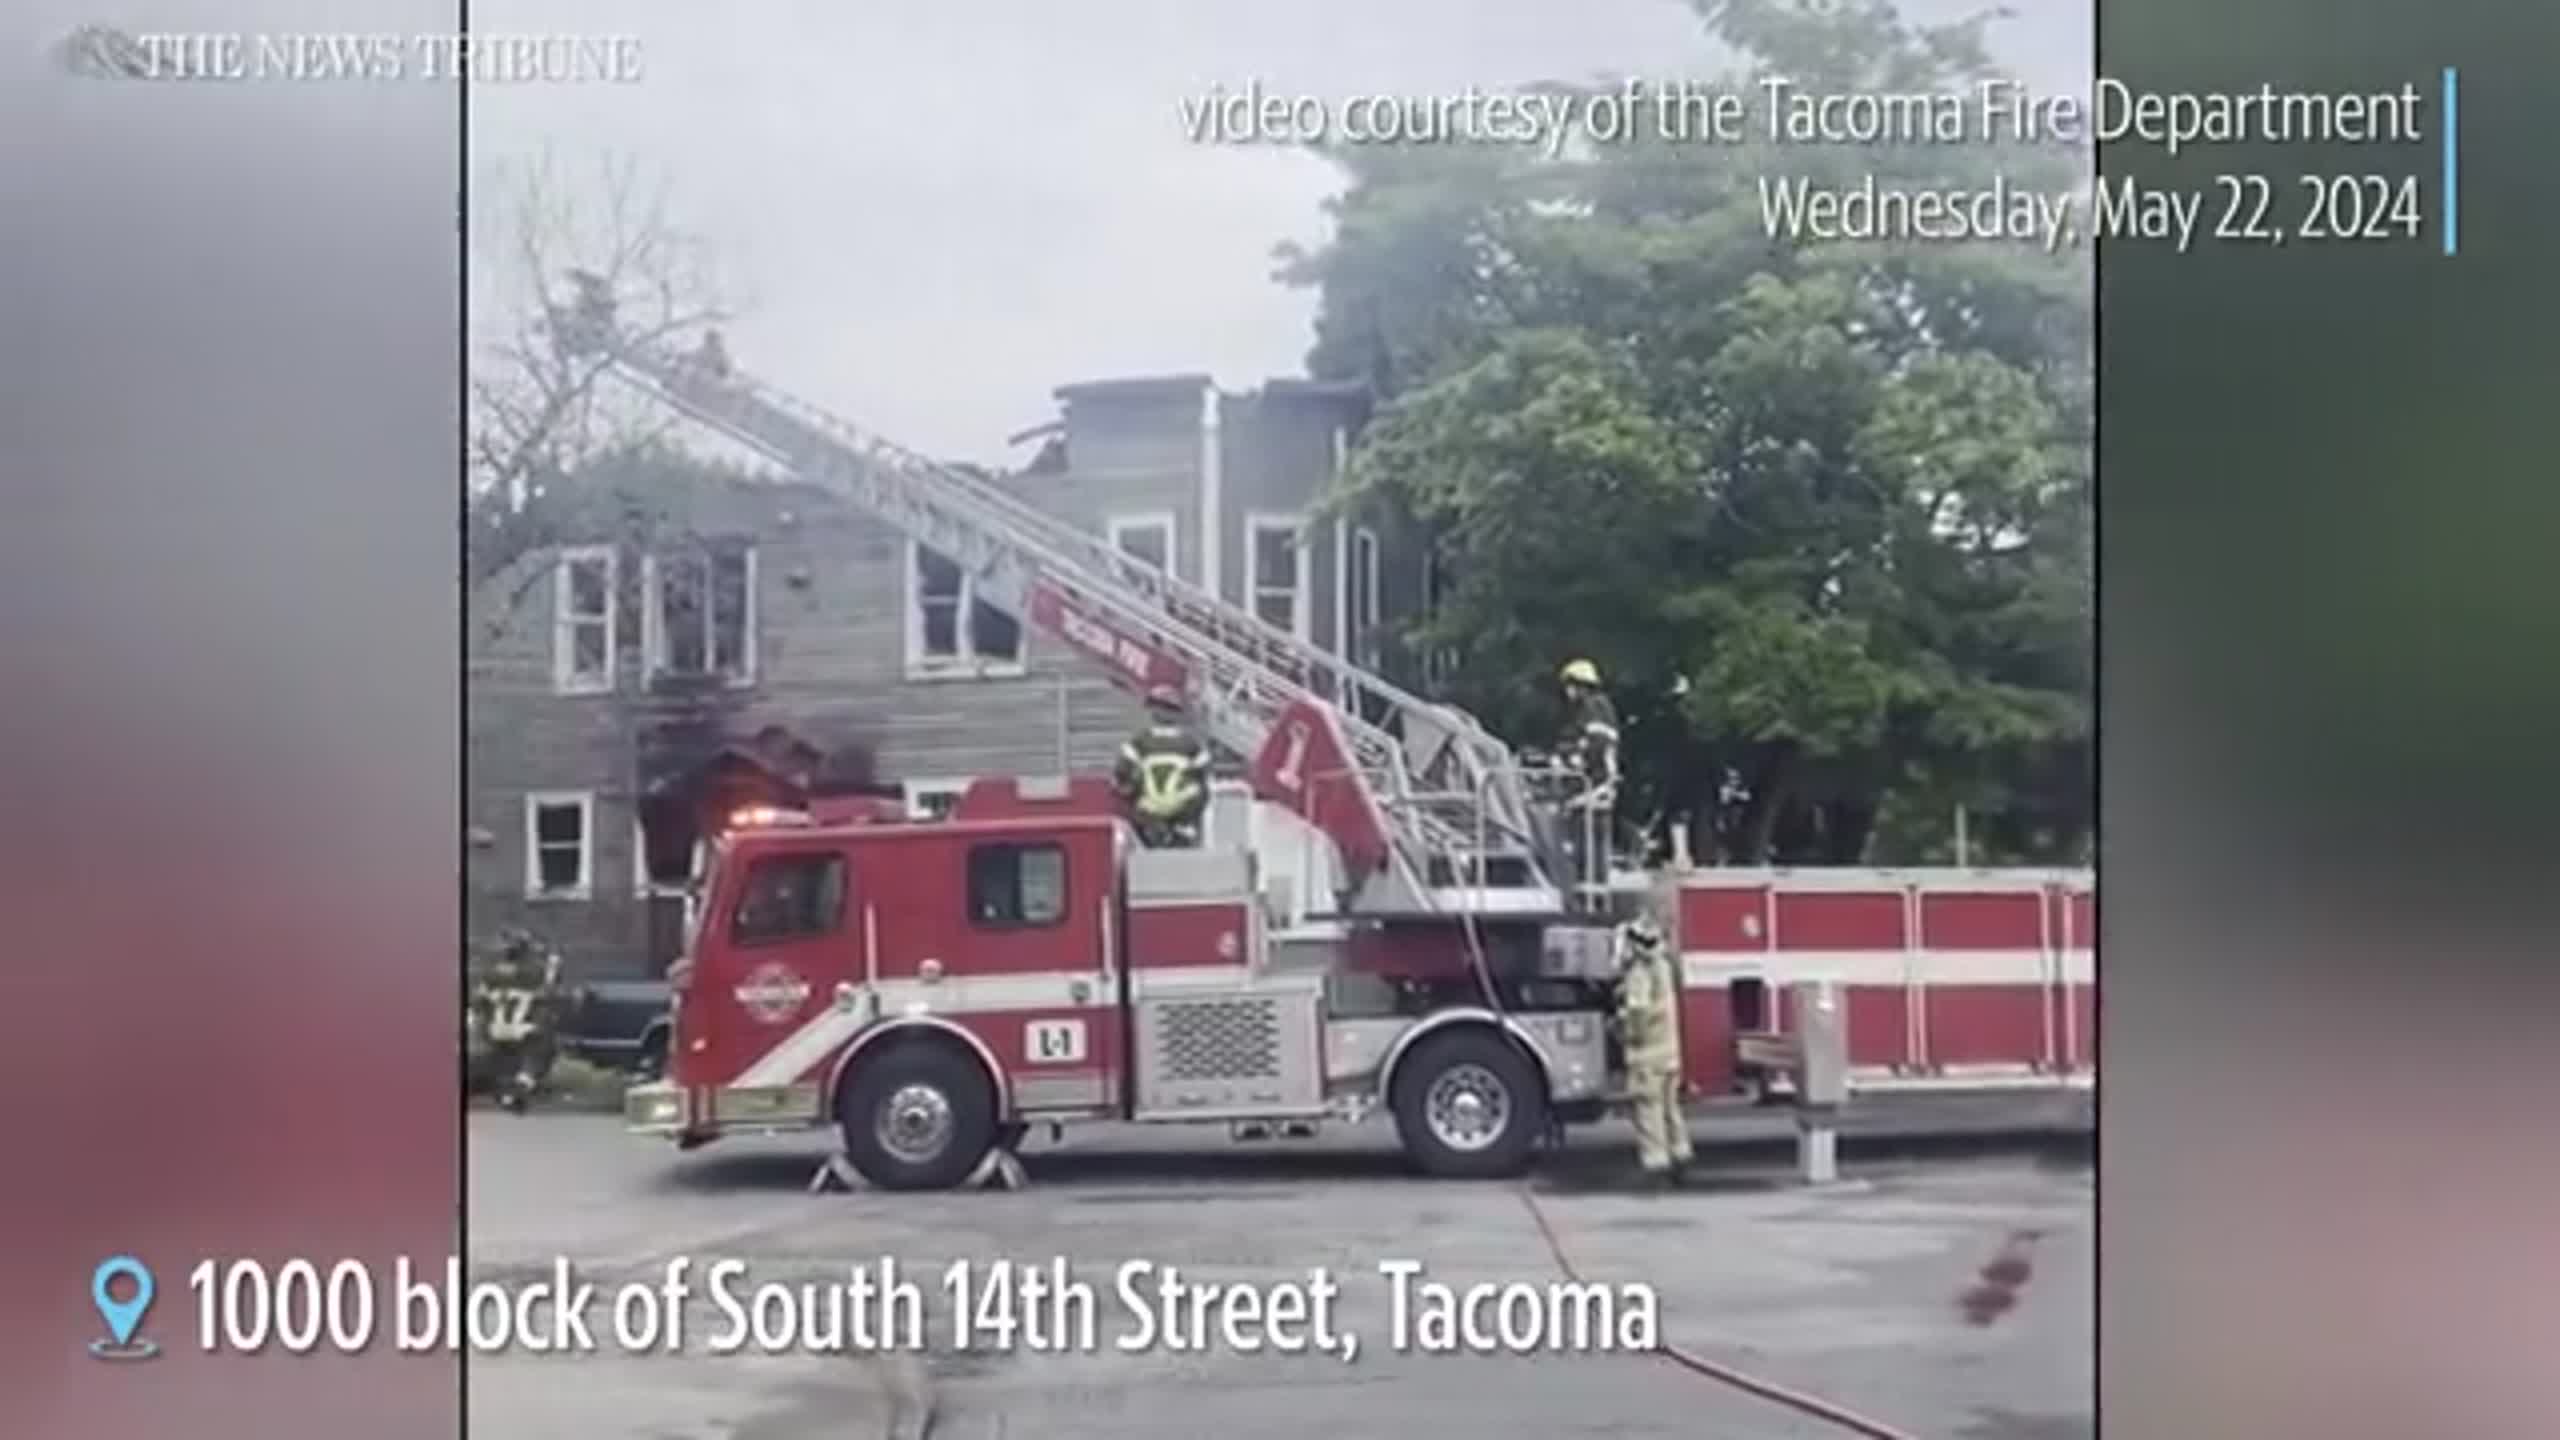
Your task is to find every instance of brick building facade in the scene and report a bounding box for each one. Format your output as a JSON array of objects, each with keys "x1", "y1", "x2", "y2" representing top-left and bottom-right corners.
[{"x1": 466, "y1": 373, "x2": 1427, "y2": 982}]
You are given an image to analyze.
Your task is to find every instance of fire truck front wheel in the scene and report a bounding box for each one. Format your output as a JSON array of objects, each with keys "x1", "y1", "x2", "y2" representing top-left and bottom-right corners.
[
  {"x1": 1390, "y1": 1030, "x2": 1548, "y2": 1179},
  {"x1": 836, "y1": 1043, "x2": 998, "y2": 1191}
]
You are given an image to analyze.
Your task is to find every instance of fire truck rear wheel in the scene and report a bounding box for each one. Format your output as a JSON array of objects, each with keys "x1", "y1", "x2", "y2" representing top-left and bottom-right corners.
[
  {"x1": 1391, "y1": 1030, "x2": 1546, "y2": 1179},
  {"x1": 837, "y1": 1044, "x2": 998, "y2": 1191}
]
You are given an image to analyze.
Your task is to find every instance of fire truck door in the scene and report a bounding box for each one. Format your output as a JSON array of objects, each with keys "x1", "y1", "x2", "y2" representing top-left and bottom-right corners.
[
  {"x1": 1112, "y1": 871, "x2": 1133, "y2": 1116},
  {"x1": 694, "y1": 846, "x2": 859, "y2": 1092},
  {"x1": 889, "y1": 833, "x2": 1124, "y2": 1118}
]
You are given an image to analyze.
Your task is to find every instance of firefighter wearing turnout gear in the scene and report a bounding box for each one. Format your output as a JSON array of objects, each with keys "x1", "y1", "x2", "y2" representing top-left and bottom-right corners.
[
  {"x1": 1113, "y1": 686, "x2": 1210, "y2": 848},
  {"x1": 465, "y1": 929, "x2": 570, "y2": 1113},
  {"x1": 1557, "y1": 658, "x2": 1621, "y2": 890},
  {"x1": 1614, "y1": 914, "x2": 1692, "y2": 1187}
]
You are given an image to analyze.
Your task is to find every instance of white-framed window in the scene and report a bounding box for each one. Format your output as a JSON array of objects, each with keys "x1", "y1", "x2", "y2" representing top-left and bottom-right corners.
[
  {"x1": 903, "y1": 777, "x2": 970, "y2": 821},
  {"x1": 524, "y1": 791, "x2": 595, "y2": 900},
  {"x1": 632, "y1": 817, "x2": 706, "y2": 896},
  {"x1": 552, "y1": 547, "x2": 617, "y2": 695},
  {"x1": 905, "y1": 542, "x2": 1025, "y2": 677},
  {"x1": 1419, "y1": 544, "x2": 1456, "y2": 689},
  {"x1": 1245, "y1": 512, "x2": 1309, "y2": 640},
  {"x1": 643, "y1": 545, "x2": 756, "y2": 685},
  {"x1": 1107, "y1": 511, "x2": 1177, "y2": 575},
  {"x1": 1351, "y1": 526, "x2": 1381, "y2": 658}
]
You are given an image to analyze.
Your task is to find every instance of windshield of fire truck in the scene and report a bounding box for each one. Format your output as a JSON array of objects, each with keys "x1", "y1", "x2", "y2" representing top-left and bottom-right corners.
[{"x1": 674, "y1": 835, "x2": 724, "y2": 972}]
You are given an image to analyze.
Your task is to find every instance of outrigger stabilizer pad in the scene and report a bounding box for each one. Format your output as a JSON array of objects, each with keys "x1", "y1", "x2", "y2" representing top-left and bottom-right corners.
[
  {"x1": 808, "y1": 1146, "x2": 1029, "y2": 1195},
  {"x1": 809, "y1": 1152, "x2": 864, "y2": 1194},
  {"x1": 966, "y1": 1147, "x2": 1031, "y2": 1192}
]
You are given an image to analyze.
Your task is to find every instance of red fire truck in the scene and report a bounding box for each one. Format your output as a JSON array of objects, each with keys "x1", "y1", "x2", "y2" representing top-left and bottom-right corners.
[
  {"x1": 623, "y1": 776, "x2": 2093, "y2": 1189},
  {"x1": 560, "y1": 288, "x2": 2096, "y2": 1190}
]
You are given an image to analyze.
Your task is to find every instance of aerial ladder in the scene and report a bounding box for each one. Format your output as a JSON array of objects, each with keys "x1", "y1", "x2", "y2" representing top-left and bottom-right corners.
[{"x1": 552, "y1": 277, "x2": 1604, "y2": 919}]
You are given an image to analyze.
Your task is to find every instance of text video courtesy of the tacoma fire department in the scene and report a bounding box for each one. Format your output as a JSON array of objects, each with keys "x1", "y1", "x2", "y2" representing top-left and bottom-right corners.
[{"x1": 58, "y1": 0, "x2": 2467, "y2": 1432}]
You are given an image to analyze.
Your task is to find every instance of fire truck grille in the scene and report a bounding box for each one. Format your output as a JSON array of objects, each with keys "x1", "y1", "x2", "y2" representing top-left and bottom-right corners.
[{"x1": 1155, "y1": 998, "x2": 1283, "y2": 1083}]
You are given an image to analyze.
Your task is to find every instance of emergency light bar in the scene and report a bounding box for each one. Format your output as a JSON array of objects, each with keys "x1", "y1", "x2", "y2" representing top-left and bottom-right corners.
[{"x1": 726, "y1": 805, "x2": 813, "y2": 829}]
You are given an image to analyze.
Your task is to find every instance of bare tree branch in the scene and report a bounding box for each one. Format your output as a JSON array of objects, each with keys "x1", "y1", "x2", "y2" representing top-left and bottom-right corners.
[{"x1": 468, "y1": 150, "x2": 733, "y2": 588}]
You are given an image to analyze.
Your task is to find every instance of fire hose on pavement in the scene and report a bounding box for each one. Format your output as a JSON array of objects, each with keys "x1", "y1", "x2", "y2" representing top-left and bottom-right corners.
[
  {"x1": 1438, "y1": 784, "x2": 1920, "y2": 1440},
  {"x1": 1514, "y1": 1183, "x2": 1924, "y2": 1440}
]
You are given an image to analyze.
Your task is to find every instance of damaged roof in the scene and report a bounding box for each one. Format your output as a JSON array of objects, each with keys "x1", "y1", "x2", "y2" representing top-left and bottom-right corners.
[{"x1": 1050, "y1": 373, "x2": 1214, "y2": 403}]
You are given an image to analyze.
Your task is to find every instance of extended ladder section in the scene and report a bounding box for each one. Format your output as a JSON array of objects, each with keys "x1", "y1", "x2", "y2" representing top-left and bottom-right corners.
[{"x1": 555, "y1": 290, "x2": 1577, "y2": 917}]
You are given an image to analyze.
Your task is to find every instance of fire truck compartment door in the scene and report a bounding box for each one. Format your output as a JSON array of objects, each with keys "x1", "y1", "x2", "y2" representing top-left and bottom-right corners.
[
  {"x1": 1130, "y1": 975, "x2": 1324, "y2": 1120},
  {"x1": 1125, "y1": 847, "x2": 1253, "y2": 901}
]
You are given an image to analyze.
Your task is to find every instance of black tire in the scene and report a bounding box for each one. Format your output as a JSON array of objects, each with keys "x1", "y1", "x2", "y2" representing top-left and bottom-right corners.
[
  {"x1": 1390, "y1": 1029, "x2": 1548, "y2": 1179},
  {"x1": 837, "y1": 1043, "x2": 998, "y2": 1191}
]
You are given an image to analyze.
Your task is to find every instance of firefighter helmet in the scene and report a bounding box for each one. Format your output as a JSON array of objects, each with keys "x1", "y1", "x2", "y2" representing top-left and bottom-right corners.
[
  {"x1": 1620, "y1": 914, "x2": 1664, "y2": 954},
  {"x1": 1144, "y1": 684, "x2": 1184, "y2": 715},
  {"x1": 1559, "y1": 658, "x2": 1602, "y2": 688}
]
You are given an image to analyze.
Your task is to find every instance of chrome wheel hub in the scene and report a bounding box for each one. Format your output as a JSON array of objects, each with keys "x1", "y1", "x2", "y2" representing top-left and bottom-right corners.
[
  {"x1": 876, "y1": 1083, "x2": 955, "y2": 1163},
  {"x1": 1424, "y1": 1063, "x2": 1512, "y2": 1152}
]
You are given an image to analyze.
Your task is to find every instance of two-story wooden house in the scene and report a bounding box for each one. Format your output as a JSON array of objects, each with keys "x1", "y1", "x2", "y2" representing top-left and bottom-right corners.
[{"x1": 466, "y1": 372, "x2": 1428, "y2": 981}]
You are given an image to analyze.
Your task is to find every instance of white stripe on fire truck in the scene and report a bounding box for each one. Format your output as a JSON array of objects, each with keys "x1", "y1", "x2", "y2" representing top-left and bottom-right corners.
[
  {"x1": 731, "y1": 972, "x2": 1116, "y2": 1089},
  {"x1": 732, "y1": 1007, "x2": 872, "y2": 1089},
  {"x1": 1129, "y1": 964, "x2": 1257, "y2": 995},
  {"x1": 1681, "y1": 948, "x2": 2095, "y2": 988},
  {"x1": 1674, "y1": 867, "x2": 2094, "y2": 892},
  {"x1": 726, "y1": 952, "x2": 2093, "y2": 1090}
]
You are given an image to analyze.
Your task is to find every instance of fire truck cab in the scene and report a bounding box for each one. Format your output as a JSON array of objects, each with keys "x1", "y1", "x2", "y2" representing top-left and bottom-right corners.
[{"x1": 627, "y1": 775, "x2": 1627, "y2": 1189}]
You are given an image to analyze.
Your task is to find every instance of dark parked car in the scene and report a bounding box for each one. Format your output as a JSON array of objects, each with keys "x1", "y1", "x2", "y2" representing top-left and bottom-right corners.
[{"x1": 562, "y1": 978, "x2": 674, "y2": 1079}]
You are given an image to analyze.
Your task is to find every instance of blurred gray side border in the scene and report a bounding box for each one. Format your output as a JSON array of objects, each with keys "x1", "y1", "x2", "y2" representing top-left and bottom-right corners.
[{"x1": 0, "y1": 1, "x2": 464, "y2": 1434}]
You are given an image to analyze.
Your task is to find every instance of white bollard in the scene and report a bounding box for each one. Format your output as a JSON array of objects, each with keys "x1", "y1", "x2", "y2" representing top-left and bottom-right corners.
[
  {"x1": 1788, "y1": 978, "x2": 1849, "y2": 1186},
  {"x1": 1796, "y1": 1111, "x2": 1840, "y2": 1185}
]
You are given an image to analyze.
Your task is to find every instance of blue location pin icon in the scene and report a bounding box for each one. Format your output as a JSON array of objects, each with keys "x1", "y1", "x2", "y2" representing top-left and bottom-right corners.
[{"x1": 90, "y1": 1256, "x2": 159, "y2": 1360}]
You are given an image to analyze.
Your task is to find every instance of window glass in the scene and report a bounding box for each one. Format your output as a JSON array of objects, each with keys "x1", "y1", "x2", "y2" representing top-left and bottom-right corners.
[
  {"x1": 908, "y1": 785, "x2": 965, "y2": 822},
  {"x1": 911, "y1": 545, "x2": 1020, "y2": 664},
  {"x1": 731, "y1": 853, "x2": 846, "y2": 944},
  {"x1": 530, "y1": 798, "x2": 588, "y2": 893},
  {"x1": 568, "y1": 557, "x2": 609, "y2": 616},
  {"x1": 966, "y1": 843, "x2": 1067, "y2": 928},
  {"x1": 969, "y1": 599, "x2": 1022, "y2": 659},
  {"x1": 556, "y1": 550, "x2": 616, "y2": 691},
  {"x1": 1251, "y1": 523, "x2": 1300, "y2": 631},
  {"x1": 1115, "y1": 520, "x2": 1170, "y2": 571},
  {"x1": 1253, "y1": 527, "x2": 1297, "y2": 584}
]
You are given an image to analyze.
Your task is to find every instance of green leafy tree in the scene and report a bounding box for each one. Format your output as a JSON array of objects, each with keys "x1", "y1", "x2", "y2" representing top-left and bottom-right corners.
[{"x1": 1295, "y1": 0, "x2": 2091, "y2": 863}]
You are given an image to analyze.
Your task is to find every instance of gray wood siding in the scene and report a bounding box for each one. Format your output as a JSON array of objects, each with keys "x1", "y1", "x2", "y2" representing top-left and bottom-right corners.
[
  {"x1": 467, "y1": 378, "x2": 1416, "y2": 980},
  {"x1": 468, "y1": 474, "x2": 1131, "y2": 981},
  {"x1": 1047, "y1": 389, "x2": 1207, "y2": 586}
]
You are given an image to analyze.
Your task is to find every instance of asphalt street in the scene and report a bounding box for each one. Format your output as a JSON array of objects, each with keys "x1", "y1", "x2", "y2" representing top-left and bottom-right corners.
[{"x1": 466, "y1": 1095, "x2": 2093, "y2": 1439}]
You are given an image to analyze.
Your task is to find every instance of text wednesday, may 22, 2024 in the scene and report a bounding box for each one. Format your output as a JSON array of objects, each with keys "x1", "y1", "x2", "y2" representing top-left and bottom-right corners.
[{"x1": 1180, "y1": 75, "x2": 2444, "y2": 255}]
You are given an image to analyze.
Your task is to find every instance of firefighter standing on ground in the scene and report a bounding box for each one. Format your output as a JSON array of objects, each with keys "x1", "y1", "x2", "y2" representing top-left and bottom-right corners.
[
  {"x1": 1615, "y1": 913, "x2": 1693, "y2": 1186},
  {"x1": 1557, "y1": 658, "x2": 1621, "y2": 886},
  {"x1": 1114, "y1": 685, "x2": 1211, "y2": 848},
  {"x1": 466, "y1": 930, "x2": 569, "y2": 1113}
]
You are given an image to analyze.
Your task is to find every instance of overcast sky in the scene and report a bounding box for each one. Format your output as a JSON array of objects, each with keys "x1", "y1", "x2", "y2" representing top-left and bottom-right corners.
[{"x1": 474, "y1": 0, "x2": 2090, "y2": 466}]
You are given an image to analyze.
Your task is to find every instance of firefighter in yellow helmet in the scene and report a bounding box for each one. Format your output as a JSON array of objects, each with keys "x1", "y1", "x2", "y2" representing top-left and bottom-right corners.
[
  {"x1": 1114, "y1": 685, "x2": 1211, "y2": 848},
  {"x1": 1614, "y1": 912, "x2": 1692, "y2": 1187},
  {"x1": 1557, "y1": 658, "x2": 1621, "y2": 891}
]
